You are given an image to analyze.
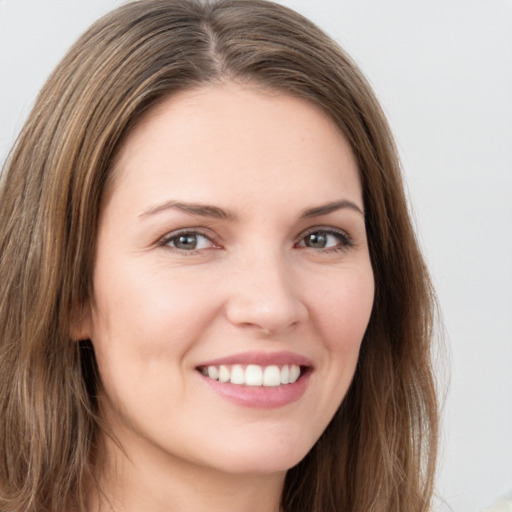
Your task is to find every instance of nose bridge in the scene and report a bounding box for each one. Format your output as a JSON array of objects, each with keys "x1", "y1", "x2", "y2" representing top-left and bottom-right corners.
[{"x1": 225, "y1": 244, "x2": 306, "y2": 334}]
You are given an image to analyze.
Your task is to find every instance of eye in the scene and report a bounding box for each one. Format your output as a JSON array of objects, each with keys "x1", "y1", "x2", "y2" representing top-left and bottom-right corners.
[
  {"x1": 160, "y1": 231, "x2": 216, "y2": 251},
  {"x1": 297, "y1": 229, "x2": 352, "y2": 251}
]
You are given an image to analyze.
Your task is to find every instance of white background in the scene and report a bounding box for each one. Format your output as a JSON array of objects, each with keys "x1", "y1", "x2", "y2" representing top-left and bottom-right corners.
[{"x1": 1, "y1": 1, "x2": 511, "y2": 510}]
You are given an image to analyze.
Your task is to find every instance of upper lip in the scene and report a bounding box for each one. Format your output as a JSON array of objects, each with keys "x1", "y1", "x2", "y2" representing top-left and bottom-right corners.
[{"x1": 196, "y1": 351, "x2": 313, "y2": 368}]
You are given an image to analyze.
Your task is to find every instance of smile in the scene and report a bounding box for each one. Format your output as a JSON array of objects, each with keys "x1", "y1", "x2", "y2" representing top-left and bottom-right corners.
[
  {"x1": 198, "y1": 364, "x2": 302, "y2": 387},
  {"x1": 196, "y1": 352, "x2": 313, "y2": 408}
]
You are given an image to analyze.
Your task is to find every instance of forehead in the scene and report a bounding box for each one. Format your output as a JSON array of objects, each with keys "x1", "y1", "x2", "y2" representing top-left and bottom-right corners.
[{"x1": 108, "y1": 82, "x2": 362, "y2": 212}]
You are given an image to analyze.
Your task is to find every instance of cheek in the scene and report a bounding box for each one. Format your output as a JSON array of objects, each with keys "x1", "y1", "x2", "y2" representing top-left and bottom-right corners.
[
  {"x1": 313, "y1": 267, "x2": 375, "y2": 353},
  {"x1": 92, "y1": 259, "x2": 210, "y2": 331},
  {"x1": 293, "y1": 267, "x2": 374, "y2": 447},
  {"x1": 88, "y1": 267, "x2": 213, "y2": 423},
  {"x1": 89, "y1": 261, "x2": 224, "y2": 382}
]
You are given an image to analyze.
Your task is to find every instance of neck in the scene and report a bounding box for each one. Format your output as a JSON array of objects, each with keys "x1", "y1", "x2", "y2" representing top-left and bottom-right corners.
[{"x1": 90, "y1": 431, "x2": 285, "y2": 512}]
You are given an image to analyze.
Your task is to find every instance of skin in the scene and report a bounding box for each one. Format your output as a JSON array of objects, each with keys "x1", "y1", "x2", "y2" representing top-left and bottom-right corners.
[{"x1": 74, "y1": 82, "x2": 375, "y2": 512}]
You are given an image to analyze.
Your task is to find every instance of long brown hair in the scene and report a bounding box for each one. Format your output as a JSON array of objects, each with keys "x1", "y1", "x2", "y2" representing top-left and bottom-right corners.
[{"x1": 0, "y1": 1, "x2": 438, "y2": 510}]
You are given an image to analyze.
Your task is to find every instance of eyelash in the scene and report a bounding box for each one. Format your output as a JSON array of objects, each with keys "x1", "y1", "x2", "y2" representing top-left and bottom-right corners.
[
  {"x1": 295, "y1": 227, "x2": 354, "y2": 253},
  {"x1": 157, "y1": 228, "x2": 218, "y2": 255},
  {"x1": 157, "y1": 227, "x2": 354, "y2": 255}
]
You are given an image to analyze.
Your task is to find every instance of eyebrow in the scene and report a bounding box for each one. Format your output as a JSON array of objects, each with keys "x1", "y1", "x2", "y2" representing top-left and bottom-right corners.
[
  {"x1": 140, "y1": 200, "x2": 236, "y2": 220},
  {"x1": 299, "y1": 200, "x2": 364, "y2": 218},
  {"x1": 139, "y1": 198, "x2": 364, "y2": 220}
]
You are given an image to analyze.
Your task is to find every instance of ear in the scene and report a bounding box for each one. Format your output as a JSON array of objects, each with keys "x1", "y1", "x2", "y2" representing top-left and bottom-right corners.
[{"x1": 70, "y1": 302, "x2": 93, "y2": 341}]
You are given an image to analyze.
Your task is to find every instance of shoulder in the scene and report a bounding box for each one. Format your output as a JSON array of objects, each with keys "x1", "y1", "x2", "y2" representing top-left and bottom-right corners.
[{"x1": 480, "y1": 495, "x2": 512, "y2": 512}]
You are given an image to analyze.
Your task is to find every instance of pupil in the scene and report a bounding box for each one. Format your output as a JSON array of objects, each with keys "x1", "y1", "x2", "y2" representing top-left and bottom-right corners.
[
  {"x1": 176, "y1": 234, "x2": 197, "y2": 249},
  {"x1": 306, "y1": 232, "x2": 326, "y2": 248}
]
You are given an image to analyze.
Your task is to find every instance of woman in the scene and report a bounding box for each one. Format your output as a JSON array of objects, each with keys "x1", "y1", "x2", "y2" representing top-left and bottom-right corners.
[{"x1": 0, "y1": 1, "x2": 438, "y2": 511}]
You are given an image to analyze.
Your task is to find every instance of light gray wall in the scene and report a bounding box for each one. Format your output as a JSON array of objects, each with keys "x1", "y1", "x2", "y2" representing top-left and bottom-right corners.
[{"x1": 1, "y1": 1, "x2": 511, "y2": 510}]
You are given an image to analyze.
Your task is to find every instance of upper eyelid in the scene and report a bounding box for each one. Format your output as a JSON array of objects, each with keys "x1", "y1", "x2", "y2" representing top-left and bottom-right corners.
[
  {"x1": 296, "y1": 225, "x2": 352, "y2": 241},
  {"x1": 156, "y1": 225, "x2": 353, "y2": 248},
  {"x1": 157, "y1": 227, "x2": 217, "y2": 246},
  {"x1": 299, "y1": 225, "x2": 348, "y2": 235},
  {"x1": 295, "y1": 227, "x2": 355, "y2": 252}
]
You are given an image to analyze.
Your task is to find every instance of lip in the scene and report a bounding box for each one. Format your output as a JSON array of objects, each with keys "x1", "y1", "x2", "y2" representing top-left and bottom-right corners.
[
  {"x1": 196, "y1": 351, "x2": 313, "y2": 409},
  {"x1": 197, "y1": 350, "x2": 313, "y2": 368}
]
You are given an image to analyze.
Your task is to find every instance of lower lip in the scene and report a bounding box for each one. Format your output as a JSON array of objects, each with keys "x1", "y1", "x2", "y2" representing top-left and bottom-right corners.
[{"x1": 198, "y1": 370, "x2": 311, "y2": 409}]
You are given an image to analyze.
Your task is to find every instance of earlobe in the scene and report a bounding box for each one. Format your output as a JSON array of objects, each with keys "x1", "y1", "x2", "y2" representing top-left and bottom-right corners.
[{"x1": 70, "y1": 303, "x2": 93, "y2": 341}]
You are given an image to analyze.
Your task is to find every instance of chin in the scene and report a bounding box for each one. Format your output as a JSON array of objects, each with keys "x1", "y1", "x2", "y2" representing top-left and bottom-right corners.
[{"x1": 204, "y1": 433, "x2": 315, "y2": 476}]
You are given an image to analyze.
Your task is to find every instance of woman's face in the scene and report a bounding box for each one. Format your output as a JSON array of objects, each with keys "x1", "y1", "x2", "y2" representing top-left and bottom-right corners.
[{"x1": 77, "y1": 83, "x2": 374, "y2": 477}]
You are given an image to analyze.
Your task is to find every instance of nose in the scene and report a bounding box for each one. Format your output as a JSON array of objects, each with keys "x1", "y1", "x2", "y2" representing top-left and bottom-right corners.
[{"x1": 224, "y1": 249, "x2": 308, "y2": 336}]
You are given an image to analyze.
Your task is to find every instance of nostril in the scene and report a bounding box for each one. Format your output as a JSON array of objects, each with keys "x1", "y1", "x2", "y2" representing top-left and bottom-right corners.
[{"x1": 224, "y1": 292, "x2": 307, "y2": 335}]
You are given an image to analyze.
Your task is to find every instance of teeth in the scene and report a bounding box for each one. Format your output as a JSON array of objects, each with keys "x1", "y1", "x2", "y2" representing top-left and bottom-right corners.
[
  {"x1": 230, "y1": 365, "x2": 245, "y2": 385},
  {"x1": 280, "y1": 364, "x2": 290, "y2": 384},
  {"x1": 263, "y1": 365, "x2": 281, "y2": 387},
  {"x1": 218, "y1": 365, "x2": 230, "y2": 383},
  {"x1": 207, "y1": 366, "x2": 219, "y2": 380},
  {"x1": 245, "y1": 364, "x2": 263, "y2": 386},
  {"x1": 201, "y1": 364, "x2": 302, "y2": 387},
  {"x1": 290, "y1": 364, "x2": 301, "y2": 383}
]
